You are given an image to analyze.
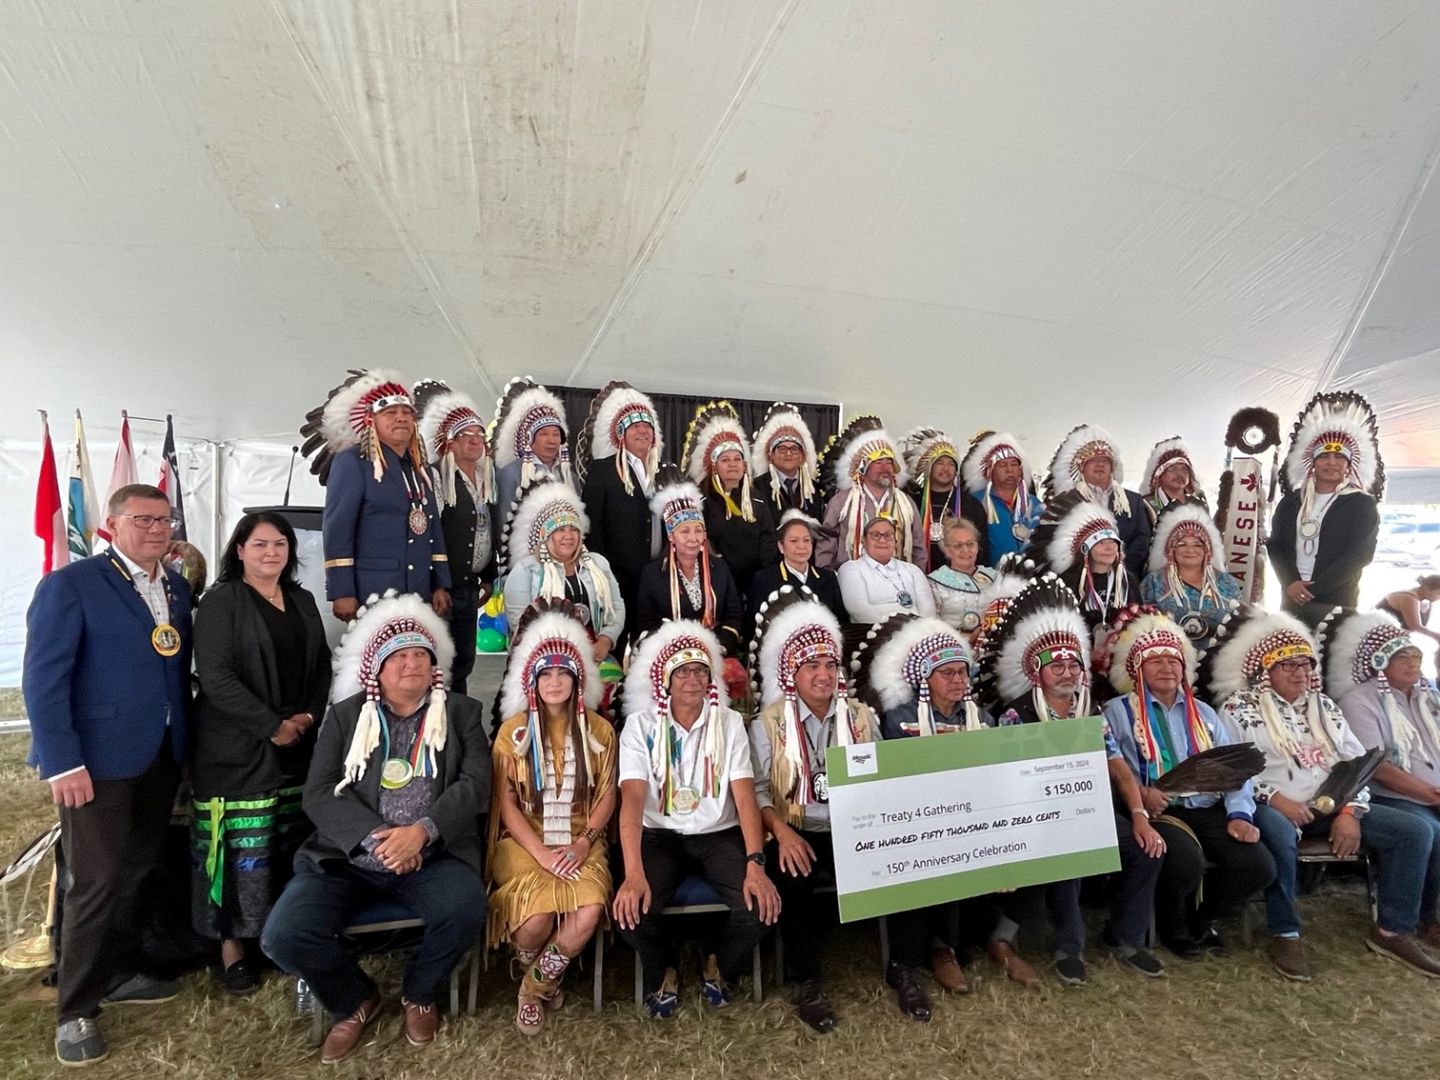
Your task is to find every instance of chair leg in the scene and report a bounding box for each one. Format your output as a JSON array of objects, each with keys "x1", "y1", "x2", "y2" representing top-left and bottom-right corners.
[
  {"x1": 309, "y1": 995, "x2": 325, "y2": 1047},
  {"x1": 634, "y1": 949, "x2": 643, "y2": 1008},
  {"x1": 774, "y1": 927, "x2": 785, "y2": 986},
  {"x1": 752, "y1": 941, "x2": 762, "y2": 1003},
  {"x1": 878, "y1": 915, "x2": 890, "y2": 975},
  {"x1": 469, "y1": 947, "x2": 482, "y2": 1014},
  {"x1": 593, "y1": 931, "x2": 605, "y2": 1015},
  {"x1": 450, "y1": 956, "x2": 461, "y2": 1016}
]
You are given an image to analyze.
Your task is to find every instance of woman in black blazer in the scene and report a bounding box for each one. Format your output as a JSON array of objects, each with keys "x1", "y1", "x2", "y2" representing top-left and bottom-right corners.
[{"x1": 191, "y1": 511, "x2": 331, "y2": 994}]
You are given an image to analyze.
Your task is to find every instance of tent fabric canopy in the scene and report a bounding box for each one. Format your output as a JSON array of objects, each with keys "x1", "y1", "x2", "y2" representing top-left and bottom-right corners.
[{"x1": 2, "y1": 1, "x2": 1439, "y2": 472}]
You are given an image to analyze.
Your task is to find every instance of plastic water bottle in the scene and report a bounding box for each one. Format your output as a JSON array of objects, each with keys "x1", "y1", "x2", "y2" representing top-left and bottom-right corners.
[{"x1": 294, "y1": 978, "x2": 314, "y2": 1016}]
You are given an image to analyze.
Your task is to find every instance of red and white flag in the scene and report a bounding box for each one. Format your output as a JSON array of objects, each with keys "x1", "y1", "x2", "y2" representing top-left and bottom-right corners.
[
  {"x1": 97, "y1": 410, "x2": 137, "y2": 543},
  {"x1": 35, "y1": 411, "x2": 69, "y2": 575}
]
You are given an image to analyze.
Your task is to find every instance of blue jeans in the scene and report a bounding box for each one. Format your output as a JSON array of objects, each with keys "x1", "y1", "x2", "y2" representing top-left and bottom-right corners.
[
  {"x1": 1371, "y1": 796, "x2": 1440, "y2": 927},
  {"x1": 1254, "y1": 802, "x2": 1432, "y2": 936},
  {"x1": 260, "y1": 856, "x2": 485, "y2": 1018}
]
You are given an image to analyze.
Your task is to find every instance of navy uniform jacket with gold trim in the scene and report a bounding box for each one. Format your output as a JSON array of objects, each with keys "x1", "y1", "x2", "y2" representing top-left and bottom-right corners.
[{"x1": 323, "y1": 444, "x2": 451, "y2": 602}]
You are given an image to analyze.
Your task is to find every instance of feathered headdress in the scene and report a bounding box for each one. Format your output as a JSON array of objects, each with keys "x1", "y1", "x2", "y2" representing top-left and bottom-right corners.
[
  {"x1": 623, "y1": 620, "x2": 730, "y2": 813},
  {"x1": 495, "y1": 600, "x2": 605, "y2": 803},
  {"x1": 1105, "y1": 607, "x2": 1213, "y2": 780},
  {"x1": 330, "y1": 590, "x2": 455, "y2": 794},
  {"x1": 681, "y1": 401, "x2": 754, "y2": 521},
  {"x1": 1199, "y1": 604, "x2": 1340, "y2": 771},
  {"x1": 1281, "y1": 391, "x2": 1385, "y2": 499},
  {"x1": 818, "y1": 416, "x2": 916, "y2": 561},
  {"x1": 1198, "y1": 604, "x2": 1319, "y2": 707},
  {"x1": 1029, "y1": 490, "x2": 1122, "y2": 577},
  {"x1": 751, "y1": 587, "x2": 864, "y2": 821},
  {"x1": 1148, "y1": 499, "x2": 1223, "y2": 577},
  {"x1": 976, "y1": 573, "x2": 1090, "y2": 715},
  {"x1": 852, "y1": 613, "x2": 980, "y2": 734},
  {"x1": 1140, "y1": 437, "x2": 1203, "y2": 500},
  {"x1": 962, "y1": 430, "x2": 1035, "y2": 527},
  {"x1": 903, "y1": 427, "x2": 964, "y2": 570},
  {"x1": 490, "y1": 376, "x2": 573, "y2": 485},
  {"x1": 501, "y1": 479, "x2": 590, "y2": 571},
  {"x1": 417, "y1": 383, "x2": 492, "y2": 507},
  {"x1": 1318, "y1": 608, "x2": 1434, "y2": 772},
  {"x1": 1045, "y1": 423, "x2": 1129, "y2": 516},
  {"x1": 751, "y1": 403, "x2": 818, "y2": 508},
  {"x1": 902, "y1": 426, "x2": 960, "y2": 483},
  {"x1": 648, "y1": 466, "x2": 718, "y2": 628},
  {"x1": 578, "y1": 380, "x2": 661, "y2": 492},
  {"x1": 300, "y1": 368, "x2": 422, "y2": 485},
  {"x1": 822, "y1": 416, "x2": 907, "y2": 493},
  {"x1": 961, "y1": 431, "x2": 1031, "y2": 495}
]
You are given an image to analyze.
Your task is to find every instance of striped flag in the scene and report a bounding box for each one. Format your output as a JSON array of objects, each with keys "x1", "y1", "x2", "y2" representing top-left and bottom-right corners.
[
  {"x1": 67, "y1": 410, "x2": 100, "y2": 559},
  {"x1": 97, "y1": 410, "x2": 136, "y2": 543},
  {"x1": 35, "y1": 412, "x2": 68, "y2": 575},
  {"x1": 158, "y1": 414, "x2": 187, "y2": 540}
]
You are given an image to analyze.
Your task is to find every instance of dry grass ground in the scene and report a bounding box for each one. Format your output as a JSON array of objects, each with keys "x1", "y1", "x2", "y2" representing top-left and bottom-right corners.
[{"x1": 1, "y1": 731, "x2": 1438, "y2": 1080}]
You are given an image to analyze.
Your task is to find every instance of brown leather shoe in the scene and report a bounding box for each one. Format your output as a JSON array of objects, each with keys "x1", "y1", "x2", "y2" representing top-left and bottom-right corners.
[
  {"x1": 1419, "y1": 923, "x2": 1440, "y2": 951},
  {"x1": 930, "y1": 947, "x2": 970, "y2": 993},
  {"x1": 402, "y1": 998, "x2": 439, "y2": 1047},
  {"x1": 1366, "y1": 927, "x2": 1440, "y2": 978},
  {"x1": 1267, "y1": 936, "x2": 1312, "y2": 982},
  {"x1": 320, "y1": 993, "x2": 381, "y2": 1065},
  {"x1": 986, "y1": 940, "x2": 1039, "y2": 988}
]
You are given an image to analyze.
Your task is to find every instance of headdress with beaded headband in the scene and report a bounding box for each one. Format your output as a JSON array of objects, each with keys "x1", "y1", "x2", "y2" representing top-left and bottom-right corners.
[
  {"x1": 903, "y1": 426, "x2": 964, "y2": 571},
  {"x1": 1147, "y1": 498, "x2": 1227, "y2": 632},
  {"x1": 976, "y1": 573, "x2": 1090, "y2": 718},
  {"x1": 300, "y1": 368, "x2": 424, "y2": 485},
  {"x1": 500, "y1": 479, "x2": 619, "y2": 636},
  {"x1": 750, "y1": 587, "x2": 865, "y2": 823},
  {"x1": 1045, "y1": 423, "x2": 1130, "y2": 517},
  {"x1": 1318, "y1": 608, "x2": 1434, "y2": 773},
  {"x1": 1141, "y1": 437, "x2": 1203, "y2": 501},
  {"x1": 1198, "y1": 604, "x2": 1342, "y2": 771},
  {"x1": 962, "y1": 431, "x2": 1035, "y2": 528},
  {"x1": 330, "y1": 590, "x2": 455, "y2": 794},
  {"x1": 1026, "y1": 491, "x2": 1128, "y2": 618},
  {"x1": 852, "y1": 613, "x2": 981, "y2": 736},
  {"x1": 496, "y1": 600, "x2": 605, "y2": 809},
  {"x1": 1104, "y1": 608, "x2": 1211, "y2": 781},
  {"x1": 1281, "y1": 391, "x2": 1385, "y2": 540},
  {"x1": 751, "y1": 403, "x2": 818, "y2": 510},
  {"x1": 648, "y1": 467, "x2": 718, "y2": 630},
  {"x1": 577, "y1": 380, "x2": 662, "y2": 493},
  {"x1": 682, "y1": 401, "x2": 755, "y2": 522},
  {"x1": 416, "y1": 382, "x2": 492, "y2": 508},
  {"x1": 818, "y1": 416, "x2": 917, "y2": 562},
  {"x1": 490, "y1": 376, "x2": 573, "y2": 488},
  {"x1": 623, "y1": 621, "x2": 730, "y2": 814}
]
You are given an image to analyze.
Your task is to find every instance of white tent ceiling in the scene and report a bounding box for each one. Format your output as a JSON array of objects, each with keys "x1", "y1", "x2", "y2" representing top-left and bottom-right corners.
[{"x1": 2, "y1": 1, "x2": 1439, "y2": 482}]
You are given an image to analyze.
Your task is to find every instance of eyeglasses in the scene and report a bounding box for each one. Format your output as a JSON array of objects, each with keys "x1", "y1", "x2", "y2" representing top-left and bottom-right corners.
[
  {"x1": 118, "y1": 513, "x2": 180, "y2": 530},
  {"x1": 670, "y1": 664, "x2": 711, "y2": 683},
  {"x1": 1045, "y1": 660, "x2": 1084, "y2": 674},
  {"x1": 1271, "y1": 659, "x2": 1314, "y2": 673}
]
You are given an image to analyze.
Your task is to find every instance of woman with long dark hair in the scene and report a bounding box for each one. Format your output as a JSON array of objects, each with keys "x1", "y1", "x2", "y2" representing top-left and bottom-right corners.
[{"x1": 191, "y1": 511, "x2": 331, "y2": 993}]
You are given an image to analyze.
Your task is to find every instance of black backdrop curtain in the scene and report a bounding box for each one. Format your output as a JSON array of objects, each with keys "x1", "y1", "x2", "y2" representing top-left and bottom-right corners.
[{"x1": 552, "y1": 385, "x2": 840, "y2": 470}]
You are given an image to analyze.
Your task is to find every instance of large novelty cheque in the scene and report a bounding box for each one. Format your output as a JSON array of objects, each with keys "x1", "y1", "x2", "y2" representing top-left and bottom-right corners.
[{"x1": 826, "y1": 718, "x2": 1120, "y2": 922}]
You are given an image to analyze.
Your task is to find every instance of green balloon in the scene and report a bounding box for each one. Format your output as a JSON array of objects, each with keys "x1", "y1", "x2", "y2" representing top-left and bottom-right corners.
[{"x1": 477, "y1": 628, "x2": 507, "y2": 653}]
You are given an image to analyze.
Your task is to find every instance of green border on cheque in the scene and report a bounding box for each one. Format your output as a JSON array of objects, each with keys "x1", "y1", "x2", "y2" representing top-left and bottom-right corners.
[{"x1": 825, "y1": 718, "x2": 1122, "y2": 922}]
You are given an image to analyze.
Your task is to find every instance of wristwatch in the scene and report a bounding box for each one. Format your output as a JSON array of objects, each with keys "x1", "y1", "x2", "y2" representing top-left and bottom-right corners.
[{"x1": 745, "y1": 851, "x2": 767, "y2": 868}]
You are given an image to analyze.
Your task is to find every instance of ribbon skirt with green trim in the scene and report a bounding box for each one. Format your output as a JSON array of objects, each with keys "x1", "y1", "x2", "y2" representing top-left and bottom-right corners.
[{"x1": 190, "y1": 786, "x2": 310, "y2": 940}]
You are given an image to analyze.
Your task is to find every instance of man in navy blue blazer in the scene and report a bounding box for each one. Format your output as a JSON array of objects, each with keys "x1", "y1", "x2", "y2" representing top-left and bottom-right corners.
[{"x1": 24, "y1": 483, "x2": 194, "y2": 1067}]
